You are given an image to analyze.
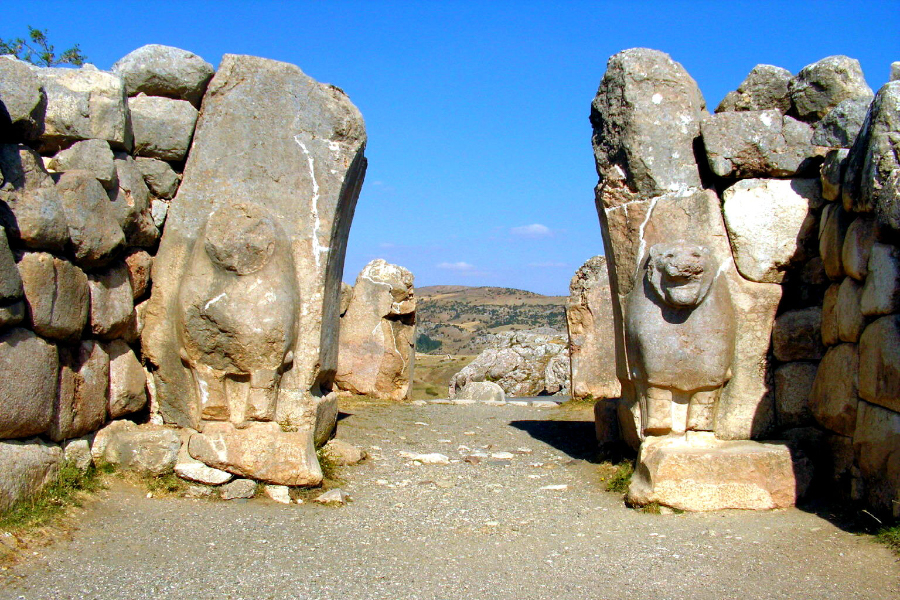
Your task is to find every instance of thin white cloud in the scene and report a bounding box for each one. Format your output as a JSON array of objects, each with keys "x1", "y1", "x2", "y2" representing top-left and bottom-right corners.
[
  {"x1": 437, "y1": 261, "x2": 475, "y2": 271},
  {"x1": 379, "y1": 242, "x2": 396, "y2": 249},
  {"x1": 511, "y1": 223, "x2": 552, "y2": 238},
  {"x1": 528, "y1": 261, "x2": 567, "y2": 268}
]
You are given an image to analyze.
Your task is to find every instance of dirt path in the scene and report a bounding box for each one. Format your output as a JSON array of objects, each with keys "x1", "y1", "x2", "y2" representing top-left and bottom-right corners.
[{"x1": 1, "y1": 400, "x2": 898, "y2": 600}]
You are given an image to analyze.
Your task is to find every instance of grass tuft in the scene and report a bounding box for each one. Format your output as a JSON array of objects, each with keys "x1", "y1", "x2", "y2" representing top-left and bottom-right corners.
[
  {"x1": 638, "y1": 501, "x2": 661, "y2": 514},
  {"x1": 0, "y1": 461, "x2": 106, "y2": 532},
  {"x1": 602, "y1": 460, "x2": 634, "y2": 494},
  {"x1": 317, "y1": 446, "x2": 340, "y2": 482},
  {"x1": 876, "y1": 523, "x2": 900, "y2": 556},
  {"x1": 142, "y1": 471, "x2": 187, "y2": 496}
]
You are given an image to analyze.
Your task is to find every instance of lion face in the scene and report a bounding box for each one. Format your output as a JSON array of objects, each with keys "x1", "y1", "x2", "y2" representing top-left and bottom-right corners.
[{"x1": 647, "y1": 242, "x2": 717, "y2": 308}]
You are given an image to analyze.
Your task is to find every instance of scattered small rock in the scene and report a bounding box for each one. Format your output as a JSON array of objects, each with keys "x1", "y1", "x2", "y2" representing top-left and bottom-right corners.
[
  {"x1": 264, "y1": 485, "x2": 292, "y2": 504},
  {"x1": 324, "y1": 439, "x2": 366, "y2": 466},
  {"x1": 220, "y1": 479, "x2": 256, "y2": 500},
  {"x1": 185, "y1": 485, "x2": 214, "y2": 499},
  {"x1": 540, "y1": 484, "x2": 568, "y2": 491},
  {"x1": 315, "y1": 489, "x2": 351, "y2": 505},
  {"x1": 491, "y1": 452, "x2": 515, "y2": 460},
  {"x1": 399, "y1": 451, "x2": 449, "y2": 464}
]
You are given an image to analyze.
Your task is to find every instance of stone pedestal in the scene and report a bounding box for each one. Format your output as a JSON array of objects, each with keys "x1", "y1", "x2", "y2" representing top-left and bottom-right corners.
[{"x1": 627, "y1": 434, "x2": 810, "y2": 511}]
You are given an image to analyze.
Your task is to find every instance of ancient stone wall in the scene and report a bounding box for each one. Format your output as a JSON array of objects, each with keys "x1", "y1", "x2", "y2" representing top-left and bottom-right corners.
[
  {"x1": 592, "y1": 49, "x2": 899, "y2": 515},
  {"x1": 0, "y1": 45, "x2": 366, "y2": 507}
]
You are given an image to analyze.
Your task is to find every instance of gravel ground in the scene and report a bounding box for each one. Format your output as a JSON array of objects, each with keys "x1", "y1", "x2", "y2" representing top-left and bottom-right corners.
[{"x1": 1, "y1": 400, "x2": 898, "y2": 600}]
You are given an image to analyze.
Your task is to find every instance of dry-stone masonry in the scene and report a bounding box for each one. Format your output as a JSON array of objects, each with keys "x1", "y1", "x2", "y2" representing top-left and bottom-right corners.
[
  {"x1": 0, "y1": 44, "x2": 367, "y2": 507},
  {"x1": 591, "y1": 48, "x2": 900, "y2": 516},
  {"x1": 335, "y1": 259, "x2": 416, "y2": 402}
]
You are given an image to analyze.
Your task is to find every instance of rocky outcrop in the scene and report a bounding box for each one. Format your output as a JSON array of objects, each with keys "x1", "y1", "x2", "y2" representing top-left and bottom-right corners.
[
  {"x1": 335, "y1": 259, "x2": 415, "y2": 401},
  {"x1": 565, "y1": 256, "x2": 620, "y2": 401},
  {"x1": 449, "y1": 330, "x2": 569, "y2": 398}
]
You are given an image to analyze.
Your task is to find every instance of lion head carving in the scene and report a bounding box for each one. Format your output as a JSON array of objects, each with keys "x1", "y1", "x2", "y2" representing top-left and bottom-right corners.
[{"x1": 647, "y1": 241, "x2": 718, "y2": 308}]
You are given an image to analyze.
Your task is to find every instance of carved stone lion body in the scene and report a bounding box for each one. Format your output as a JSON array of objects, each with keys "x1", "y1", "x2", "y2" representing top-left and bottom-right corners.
[{"x1": 625, "y1": 241, "x2": 736, "y2": 436}]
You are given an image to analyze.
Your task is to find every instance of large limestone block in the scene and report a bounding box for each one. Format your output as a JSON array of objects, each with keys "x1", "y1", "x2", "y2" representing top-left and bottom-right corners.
[
  {"x1": 91, "y1": 420, "x2": 181, "y2": 475},
  {"x1": 109, "y1": 153, "x2": 157, "y2": 248},
  {"x1": 820, "y1": 148, "x2": 848, "y2": 201},
  {"x1": 714, "y1": 278, "x2": 781, "y2": 440},
  {"x1": 722, "y1": 178, "x2": 819, "y2": 283},
  {"x1": 0, "y1": 328, "x2": 57, "y2": 438},
  {"x1": 701, "y1": 110, "x2": 819, "y2": 178},
  {"x1": 565, "y1": 255, "x2": 620, "y2": 400},
  {"x1": 821, "y1": 283, "x2": 840, "y2": 346},
  {"x1": 457, "y1": 381, "x2": 506, "y2": 403},
  {"x1": 0, "y1": 56, "x2": 45, "y2": 141},
  {"x1": 818, "y1": 203, "x2": 852, "y2": 279},
  {"x1": 36, "y1": 64, "x2": 131, "y2": 153},
  {"x1": 51, "y1": 341, "x2": 108, "y2": 441},
  {"x1": 135, "y1": 157, "x2": 180, "y2": 199},
  {"x1": 105, "y1": 339, "x2": 147, "y2": 419},
  {"x1": 809, "y1": 343, "x2": 859, "y2": 436},
  {"x1": 842, "y1": 217, "x2": 877, "y2": 281},
  {"x1": 811, "y1": 98, "x2": 870, "y2": 148},
  {"x1": 590, "y1": 48, "x2": 704, "y2": 207},
  {"x1": 0, "y1": 228, "x2": 22, "y2": 302},
  {"x1": 627, "y1": 435, "x2": 805, "y2": 511},
  {"x1": 836, "y1": 277, "x2": 864, "y2": 343},
  {"x1": 853, "y1": 400, "x2": 900, "y2": 518},
  {"x1": 128, "y1": 95, "x2": 198, "y2": 161},
  {"x1": 0, "y1": 439, "x2": 62, "y2": 512},
  {"x1": 112, "y1": 45, "x2": 214, "y2": 107},
  {"x1": 88, "y1": 263, "x2": 135, "y2": 340},
  {"x1": 859, "y1": 315, "x2": 900, "y2": 413},
  {"x1": 715, "y1": 64, "x2": 792, "y2": 114},
  {"x1": 842, "y1": 82, "x2": 900, "y2": 220},
  {"x1": 56, "y1": 171, "x2": 125, "y2": 268},
  {"x1": 47, "y1": 139, "x2": 117, "y2": 190},
  {"x1": 188, "y1": 421, "x2": 322, "y2": 486},
  {"x1": 774, "y1": 362, "x2": 817, "y2": 428},
  {"x1": 143, "y1": 54, "x2": 367, "y2": 429},
  {"x1": 893, "y1": 62, "x2": 900, "y2": 82},
  {"x1": 860, "y1": 243, "x2": 900, "y2": 316},
  {"x1": 18, "y1": 252, "x2": 89, "y2": 341},
  {"x1": 0, "y1": 144, "x2": 68, "y2": 251},
  {"x1": 174, "y1": 442, "x2": 232, "y2": 485},
  {"x1": 335, "y1": 259, "x2": 415, "y2": 402},
  {"x1": 772, "y1": 307, "x2": 824, "y2": 362},
  {"x1": 790, "y1": 55, "x2": 873, "y2": 121}
]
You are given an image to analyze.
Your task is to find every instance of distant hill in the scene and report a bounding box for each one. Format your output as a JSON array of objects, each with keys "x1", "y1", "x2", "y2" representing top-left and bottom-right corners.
[{"x1": 415, "y1": 285, "x2": 567, "y2": 355}]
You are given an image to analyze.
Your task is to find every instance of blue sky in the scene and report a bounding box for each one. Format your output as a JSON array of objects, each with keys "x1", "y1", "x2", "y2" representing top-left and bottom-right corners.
[{"x1": 3, "y1": 1, "x2": 899, "y2": 295}]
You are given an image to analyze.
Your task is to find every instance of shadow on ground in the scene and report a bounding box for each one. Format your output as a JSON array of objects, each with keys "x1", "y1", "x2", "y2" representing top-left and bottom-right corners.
[{"x1": 509, "y1": 419, "x2": 601, "y2": 462}]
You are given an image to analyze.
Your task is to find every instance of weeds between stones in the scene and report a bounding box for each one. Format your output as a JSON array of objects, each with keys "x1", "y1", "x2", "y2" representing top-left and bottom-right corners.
[{"x1": 0, "y1": 461, "x2": 108, "y2": 533}]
